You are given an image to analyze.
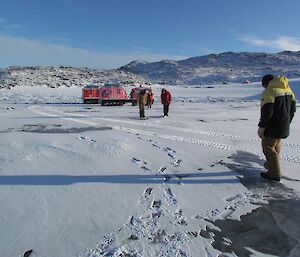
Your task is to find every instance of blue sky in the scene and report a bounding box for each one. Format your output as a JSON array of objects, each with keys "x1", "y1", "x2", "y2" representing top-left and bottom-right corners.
[{"x1": 1, "y1": 0, "x2": 300, "y2": 68}]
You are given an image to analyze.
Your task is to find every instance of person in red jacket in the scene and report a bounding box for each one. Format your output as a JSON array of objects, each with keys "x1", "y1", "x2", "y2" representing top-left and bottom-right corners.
[
  {"x1": 161, "y1": 88, "x2": 172, "y2": 116},
  {"x1": 147, "y1": 92, "x2": 154, "y2": 108}
]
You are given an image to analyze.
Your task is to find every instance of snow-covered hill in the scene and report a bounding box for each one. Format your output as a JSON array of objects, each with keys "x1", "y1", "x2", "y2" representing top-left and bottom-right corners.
[
  {"x1": 1, "y1": 51, "x2": 300, "y2": 88},
  {"x1": 119, "y1": 51, "x2": 300, "y2": 84}
]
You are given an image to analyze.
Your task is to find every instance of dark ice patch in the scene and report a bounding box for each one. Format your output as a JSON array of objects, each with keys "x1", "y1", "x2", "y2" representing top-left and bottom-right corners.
[
  {"x1": 18, "y1": 124, "x2": 112, "y2": 133},
  {"x1": 198, "y1": 118, "x2": 248, "y2": 123},
  {"x1": 218, "y1": 118, "x2": 249, "y2": 122}
]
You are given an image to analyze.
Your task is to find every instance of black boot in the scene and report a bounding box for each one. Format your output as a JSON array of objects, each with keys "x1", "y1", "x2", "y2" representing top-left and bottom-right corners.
[{"x1": 260, "y1": 172, "x2": 280, "y2": 181}]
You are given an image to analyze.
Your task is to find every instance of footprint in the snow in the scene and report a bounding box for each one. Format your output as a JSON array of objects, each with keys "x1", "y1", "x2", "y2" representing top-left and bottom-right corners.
[
  {"x1": 78, "y1": 135, "x2": 86, "y2": 140},
  {"x1": 141, "y1": 166, "x2": 151, "y2": 172},
  {"x1": 168, "y1": 153, "x2": 175, "y2": 159},
  {"x1": 224, "y1": 194, "x2": 240, "y2": 202},
  {"x1": 177, "y1": 249, "x2": 189, "y2": 257},
  {"x1": 164, "y1": 147, "x2": 176, "y2": 159},
  {"x1": 201, "y1": 208, "x2": 221, "y2": 218},
  {"x1": 150, "y1": 202, "x2": 163, "y2": 219},
  {"x1": 96, "y1": 234, "x2": 116, "y2": 255},
  {"x1": 112, "y1": 248, "x2": 138, "y2": 257},
  {"x1": 151, "y1": 199, "x2": 162, "y2": 209},
  {"x1": 87, "y1": 138, "x2": 96, "y2": 145},
  {"x1": 78, "y1": 135, "x2": 96, "y2": 144},
  {"x1": 139, "y1": 187, "x2": 153, "y2": 204},
  {"x1": 210, "y1": 208, "x2": 220, "y2": 216},
  {"x1": 158, "y1": 166, "x2": 167, "y2": 173},
  {"x1": 173, "y1": 209, "x2": 188, "y2": 226},
  {"x1": 147, "y1": 228, "x2": 166, "y2": 244},
  {"x1": 165, "y1": 147, "x2": 176, "y2": 153},
  {"x1": 131, "y1": 157, "x2": 152, "y2": 173},
  {"x1": 216, "y1": 205, "x2": 237, "y2": 219},
  {"x1": 131, "y1": 157, "x2": 147, "y2": 166},
  {"x1": 148, "y1": 139, "x2": 161, "y2": 149},
  {"x1": 152, "y1": 143, "x2": 161, "y2": 148},
  {"x1": 164, "y1": 187, "x2": 177, "y2": 206},
  {"x1": 186, "y1": 231, "x2": 199, "y2": 238},
  {"x1": 220, "y1": 192, "x2": 265, "y2": 219},
  {"x1": 172, "y1": 159, "x2": 182, "y2": 167}
]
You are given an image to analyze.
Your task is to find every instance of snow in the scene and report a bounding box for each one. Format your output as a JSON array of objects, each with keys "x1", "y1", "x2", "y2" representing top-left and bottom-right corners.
[{"x1": 0, "y1": 81, "x2": 299, "y2": 257}]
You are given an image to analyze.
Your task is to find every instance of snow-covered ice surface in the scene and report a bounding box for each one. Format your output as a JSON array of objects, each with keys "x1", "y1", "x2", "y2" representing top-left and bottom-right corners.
[{"x1": 0, "y1": 81, "x2": 299, "y2": 257}]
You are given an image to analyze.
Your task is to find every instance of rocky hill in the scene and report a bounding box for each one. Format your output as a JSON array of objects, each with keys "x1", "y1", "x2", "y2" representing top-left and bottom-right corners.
[
  {"x1": 1, "y1": 51, "x2": 300, "y2": 88},
  {"x1": 0, "y1": 66, "x2": 145, "y2": 89},
  {"x1": 119, "y1": 51, "x2": 300, "y2": 84}
]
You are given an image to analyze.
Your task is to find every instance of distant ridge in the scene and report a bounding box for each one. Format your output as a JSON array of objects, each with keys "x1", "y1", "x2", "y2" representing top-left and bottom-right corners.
[
  {"x1": 1, "y1": 51, "x2": 300, "y2": 88},
  {"x1": 119, "y1": 51, "x2": 300, "y2": 84}
]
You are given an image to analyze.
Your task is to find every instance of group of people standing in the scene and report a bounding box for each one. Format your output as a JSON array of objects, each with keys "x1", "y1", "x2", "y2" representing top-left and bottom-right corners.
[{"x1": 137, "y1": 88, "x2": 172, "y2": 118}]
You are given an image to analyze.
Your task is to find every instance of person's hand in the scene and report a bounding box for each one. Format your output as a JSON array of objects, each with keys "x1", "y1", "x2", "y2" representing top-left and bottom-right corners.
[{"x1": 258, "y1": 127, "x2": 265, "y2": 139}]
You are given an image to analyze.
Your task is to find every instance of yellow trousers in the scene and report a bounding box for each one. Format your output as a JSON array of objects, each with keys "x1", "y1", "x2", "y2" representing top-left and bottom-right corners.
[{"x1": 262, "y1": 137, "x2": 282, "y2": 177}]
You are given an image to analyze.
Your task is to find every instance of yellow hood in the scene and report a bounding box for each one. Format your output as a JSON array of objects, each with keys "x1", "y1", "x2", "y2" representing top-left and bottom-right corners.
[
  {"x1": 268, "y1": 76, "x2": 289, "y2": 89},
  {"x1": 261, "y1": 75, "x2": 295, "y2": 105}
]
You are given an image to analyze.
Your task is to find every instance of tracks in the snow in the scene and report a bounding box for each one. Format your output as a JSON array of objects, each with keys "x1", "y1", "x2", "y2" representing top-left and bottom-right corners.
[
  {"x1": 28, "y1": 106, "x2": 300, "y2": 164},
  {"x1": 83, "y1": 133, "x2": 194, "y2": 256},
  {"x1": 130, "y1": 137, "x2": 182, "y2": 175},
  {"x1": 90, "y1": 116, "x2": 300, "y2": 150},
  {"x1": 28, "y1": 105, "x2": 298, "y2": 256}
]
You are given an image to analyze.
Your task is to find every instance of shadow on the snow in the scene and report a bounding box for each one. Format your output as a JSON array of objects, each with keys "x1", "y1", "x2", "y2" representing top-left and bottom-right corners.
[
  {"x1": 202, "y1": 199, "x2": 300, "y2": 257},
  {"x1": 204, "y1": 150, "x2": 300, "y2": 257},
  {"x1": 129, "y1": 115, "x2": 165, "y2": 120},
  {"x1": 0, "y1": 171, "x2": 240, "y2": 185},
  {"x1": 227, "y1": 151, "x2": 297, "y2": 194}
]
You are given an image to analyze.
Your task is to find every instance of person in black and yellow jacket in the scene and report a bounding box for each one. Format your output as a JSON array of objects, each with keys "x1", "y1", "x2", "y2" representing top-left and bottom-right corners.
[{"x1": 258, "y1": 75, "x2": 296, "y2": 181}]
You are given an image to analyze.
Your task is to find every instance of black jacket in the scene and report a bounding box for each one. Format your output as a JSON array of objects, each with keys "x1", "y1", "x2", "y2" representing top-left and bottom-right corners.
[{"x1": 259, "y1": 76, "x2": 296, "y2": 139}]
